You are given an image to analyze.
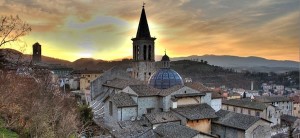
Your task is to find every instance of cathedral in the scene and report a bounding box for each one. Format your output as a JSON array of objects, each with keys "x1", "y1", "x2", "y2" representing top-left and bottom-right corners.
[{"x1": 89, "y1": 5, "x2": 271, "y2": 138}]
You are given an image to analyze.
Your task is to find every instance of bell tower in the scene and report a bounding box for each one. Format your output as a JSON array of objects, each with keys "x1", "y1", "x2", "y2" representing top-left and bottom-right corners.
[
  {"x1": 132, "y1": 4, "x2": 156, "y2": 81},
  {"x1": 32, "y1": 42, "x2": 41, "y2": 64}
]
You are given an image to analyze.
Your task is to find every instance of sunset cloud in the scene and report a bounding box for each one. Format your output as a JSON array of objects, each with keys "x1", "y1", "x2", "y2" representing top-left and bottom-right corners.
[{"x1": 0, "y1": 0, "x2": 298, "y2": 61}]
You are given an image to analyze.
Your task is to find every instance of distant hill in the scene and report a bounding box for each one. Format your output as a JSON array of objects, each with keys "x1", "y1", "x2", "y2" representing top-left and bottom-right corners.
[
  {"x1": 2, "y1": 48, "x2": 298, "y2": 89},
  {"x1": 0, "y1": 48, "x2": 71, "y2": 67},
  {"x1": 172, "y1": 55, "x2": 299, "y2": 73},
  {"x1": 2, "y1": 48, "x2": 298, "y2": 73}
]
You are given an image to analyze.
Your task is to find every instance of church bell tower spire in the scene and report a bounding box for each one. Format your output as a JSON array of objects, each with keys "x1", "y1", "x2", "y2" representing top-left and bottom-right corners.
[{"x1": 132, "y1": 4, "x2": 156, "y2": 81}]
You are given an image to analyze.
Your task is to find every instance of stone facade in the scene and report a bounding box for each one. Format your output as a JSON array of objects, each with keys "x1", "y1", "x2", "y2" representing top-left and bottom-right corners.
[
  {"x1": 245, "y1": 120, "x2": 271, "y2": 138},
  {"x1": 212, "y1": 110, "x2": 271, "y2": 138},
  {"x1": 80, "y1": 72, "x2": 102, "y2": 90},
  {"x1": 222, "y1": 99, "x2": 279, "y2": 126},
  {"x1": 131, "y1": 7, "x2": 156, "y2": 82},
  {"x1": 211, "y1": 98, "x2": 222, "y2": 111},
  {"x1": 212, "y1": 124, "x2": 245, "y2": 138}
]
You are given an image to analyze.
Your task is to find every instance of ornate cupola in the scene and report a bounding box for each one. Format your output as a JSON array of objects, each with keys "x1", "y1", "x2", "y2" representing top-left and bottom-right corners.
[
  {"x1": 148, "y1": 51, "x2": 184, "y2": 89},
  {"x1": 161, "y1": 50, "x2": 170, "y2": 68},
  {"x1": 132, "y1": 4, "x2": 156, "y2": 82}
]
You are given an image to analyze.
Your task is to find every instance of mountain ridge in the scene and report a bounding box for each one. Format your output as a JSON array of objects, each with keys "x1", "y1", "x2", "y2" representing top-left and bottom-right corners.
[{"x1": 1, "y1": 48, "x2": 298, "y2": 73}]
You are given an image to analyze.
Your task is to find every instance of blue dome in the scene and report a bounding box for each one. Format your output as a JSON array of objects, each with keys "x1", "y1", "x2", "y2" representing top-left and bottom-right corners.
[{"x1": 148, "y1": 68, "x2": 184, "y2": 89}]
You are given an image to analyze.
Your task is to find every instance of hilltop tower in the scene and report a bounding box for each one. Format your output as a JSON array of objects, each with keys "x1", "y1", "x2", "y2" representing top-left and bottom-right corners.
[
  {"x1": 32, "y1": 42, "x2": 41, "y2": 63},
  {"x1": 132, "y1": 5, "x2": 156, "y2": 81}
]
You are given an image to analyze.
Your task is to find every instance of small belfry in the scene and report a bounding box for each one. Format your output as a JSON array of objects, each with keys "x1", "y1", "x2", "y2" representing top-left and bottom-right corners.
[
  {"x1": 32, "y1": 42, "x2": 41, "y2": 63},
  {"x1": 132, "y1": 4, "x2": 156, "y2": 81},
  {"x1": 161, "y1": 50, "x2": 170, "y2": 68}
]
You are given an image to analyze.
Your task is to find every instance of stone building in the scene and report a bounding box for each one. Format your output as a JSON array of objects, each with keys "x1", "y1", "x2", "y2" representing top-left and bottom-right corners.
[
  {"x1": 103, "y1": 84, "x2": 213, "y2": 123},
  {"x1": 290, "y1": 95, "x2": 300, "y2": 117},
  {"x1": 172, "y1": 104, "x2": 217, "y2": 133},
  {"x1": 72, "y1": 69, "x2": 103, "y2": 90},
  {"x1": 212, "y1": 110, "x2": 272, "y2": 138},
  {"x1": 254, "y1": 96, "x2": 293, "y2": 116},
  {"x1": 186, "y1": 82, "x2": 223, "y2": 111},
  {"x1": 222, "y1": 99, "x2": 279, "y2": 126}
]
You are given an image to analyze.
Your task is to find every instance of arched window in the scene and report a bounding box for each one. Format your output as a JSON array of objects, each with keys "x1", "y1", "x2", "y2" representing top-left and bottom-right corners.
[
  {"x1": 143, "y1": 45, "x2": 147, "y2": 60},
  {"x1": 148, "y1": 45, "x2": 151, "y2": 60},
  {"x1": 137, "y1": 46, "x2": 140, "y2": 60}
]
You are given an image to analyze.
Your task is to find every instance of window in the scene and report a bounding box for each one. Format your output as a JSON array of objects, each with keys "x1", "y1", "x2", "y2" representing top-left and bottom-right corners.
[
  {"x1": 143, "y1": 45, "x2": 147, "y2": 60},
  {"x1": 87, "y1": 75, "x2": 90, "y2": 77},
  {"x1": 109, "y1": 101, "x2": 113, "y2": 116},
  {"x1": 88, "y1": 80, "x2": 90, "y2": 83},
  {"x1": 149, "y1": 72, "x2": 151, "y2": 76},
  {"x1": 233, "y1": 107, "x2": 236, "y2": 112},
  {"x1": 241, "y1": 108, "x2": 243, "y2": 113},
  {"x1": 294, "y1": 107, "x2": 296, "y2": 110},
  {"x1": 248, "y1": 109, "x2": 251, "y2": 114},
  {"x1": 147, "y1": 108, "x2": 152, "y2": 114},
  {"x1": 148, "y1": 45, "x2": 151, "y2": 60},
  {"x1": 256, "y1": 111, "x2": 260, "y2": 117}
]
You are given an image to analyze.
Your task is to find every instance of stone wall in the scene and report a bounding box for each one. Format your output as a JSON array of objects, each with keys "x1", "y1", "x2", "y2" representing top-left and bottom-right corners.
[
  {"x1": 211, "y1": 98, "x2": 222, "y2": 111},
  {"x1": 211, "y1": 123, "x2": 245, "y2": 138},
  {"x1": 90, "y1": 65, "x2": 131, "y2": 100},
  {"x1": 117, "y1": 106, "x2": 138, "y2": 121},
  {"x1": 186, "y1": 119, "x2": 211, "y2": 133},
  {"x1": 137, "y1": 97, "x2": 160, "y2": 116},
  {"x1": 245, "y1": 120, "x2": 271, "y2": 138}
]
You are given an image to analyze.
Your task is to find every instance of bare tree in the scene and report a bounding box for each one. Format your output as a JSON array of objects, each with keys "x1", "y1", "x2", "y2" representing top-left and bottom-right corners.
[
  {"x1": 0, "y1": 15, "x2": 31, "y2": 69},
  {"x1": 0, "y1": 15, "x2": 31, "y2": 47}
]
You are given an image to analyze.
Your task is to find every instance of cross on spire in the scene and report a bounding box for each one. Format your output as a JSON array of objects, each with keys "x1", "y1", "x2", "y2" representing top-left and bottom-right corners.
[
  {"x1": 143, "y1": 2, "x2": 146, "y2": 8},
  {"x1": 164, "y1": 49, "x2": 167, "y2": 55}
]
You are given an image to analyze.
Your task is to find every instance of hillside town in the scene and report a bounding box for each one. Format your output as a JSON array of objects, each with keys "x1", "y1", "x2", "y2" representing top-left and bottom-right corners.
[{"x1": 1, "y1": 3, "x2": 299, "y2": 138}]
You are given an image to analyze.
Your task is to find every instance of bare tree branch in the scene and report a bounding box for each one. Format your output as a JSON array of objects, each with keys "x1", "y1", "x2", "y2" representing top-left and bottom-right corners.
[{"x1": 0, "y1": 15, "x2": 31, "y2": 47}]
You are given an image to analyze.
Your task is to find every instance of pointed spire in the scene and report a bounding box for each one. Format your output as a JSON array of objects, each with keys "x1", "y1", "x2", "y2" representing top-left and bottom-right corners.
[{"x1": 136, "y1": 4, "x2": 151, "y2": 38}]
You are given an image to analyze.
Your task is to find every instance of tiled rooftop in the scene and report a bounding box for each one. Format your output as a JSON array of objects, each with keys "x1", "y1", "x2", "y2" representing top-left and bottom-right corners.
[
  {"x1": 103, "y1": 78, "x2": 144, "y2": 89},
  {"x1": 281, "y1": 114, "x2": 299, "y2": 124},
  {"x1": 159, "y1": 85, "x2": 183, "y2": 96},
  {"x1": 172, "y1": 103, "x2": 217, "y2": 120},
  {"x1": 213, "y1": 110, "x2": 262, "y2": 130},
  {"x1": 145, "y1": 111, "x2": 181, "y2": 125},
  {"x1": 112, "y1": 120, "x2": 154, "y2": 138},
  {"x1": 154, "y1": 122, "x2": 199, "y2": 138},
  {"x1": 173, "y1": 93, "x2": 206, "y2": 98},
  {"x1": 111, "y1": 92, "x2": 137, "y2": 107},
  {"x1": 222, "y1": 99, "x2": 268, "y2": 111},
  {"x1": 185, "y1": 82, "x2": 209, "y2": 92},
  {"x1": 129, "y1": 85, "x2": 160, "y2": 97},
  {"x1": 255, "y1": 96, "x2": 291, "y2": 103}
]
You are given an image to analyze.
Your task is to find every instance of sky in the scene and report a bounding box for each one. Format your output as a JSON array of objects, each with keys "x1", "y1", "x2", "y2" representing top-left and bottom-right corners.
[{"x1": 0, "y1": 0, "x2": 299, "y2": 62}]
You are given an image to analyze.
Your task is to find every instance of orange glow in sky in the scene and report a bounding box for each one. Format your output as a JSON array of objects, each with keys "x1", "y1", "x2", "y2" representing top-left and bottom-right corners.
[{"x1": 0, "y1": 0, "x2": 299, "y2": 62}]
